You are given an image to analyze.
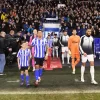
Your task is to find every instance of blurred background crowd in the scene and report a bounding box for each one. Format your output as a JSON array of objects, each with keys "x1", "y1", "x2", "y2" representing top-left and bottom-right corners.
[{"x1": 0, "y1": 0, "x2": 99, "y2": 37}]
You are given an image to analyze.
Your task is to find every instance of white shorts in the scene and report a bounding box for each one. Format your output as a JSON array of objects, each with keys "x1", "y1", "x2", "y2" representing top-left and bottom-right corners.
[
  {"x1": 62, "y1": 47, "x2": 68, "y2": 53},
  {"x1": 82, "y1": 54, "x2": 94, "y2": 63},
  {"x1": 53, "y1": 46, "x2": 58, "y2": 50}
]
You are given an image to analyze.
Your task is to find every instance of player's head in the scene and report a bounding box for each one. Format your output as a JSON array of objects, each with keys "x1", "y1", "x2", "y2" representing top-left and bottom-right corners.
[
  {"x1": 37, "y1": 30, "x2": 43, "y2": 38},
  {"x1": 20, "y1": 40, "x2": 27, "y2": 48},
  {"x1": 54, "y1": 33, "x2": 57, "y2": 38},
  {"x1": 86, "y1": 29, "x2": 91, "y2": 36},
  {"x1": 72, "y1": 29, "x2": 77, "y2": 35},
  {"x1": 47, "y1": 33, "x2": 50, "y2": 39},
  {"x1": 33, "y1": 29, "x2": 37, "y2": 35},
  {"x1": 0, "y1": 31, "x2": 6, "y2": 37},
  {"x1": 63, "y1": 30, "x2": 68, "y2": 35}
]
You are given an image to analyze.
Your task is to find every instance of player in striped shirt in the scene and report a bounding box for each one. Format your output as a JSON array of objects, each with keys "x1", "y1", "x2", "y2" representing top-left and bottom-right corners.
[
  {"x1": 17, "y1": 40, "x2": 31, "y2": 87},
  {"x1": 31, "y1": 30, "x2": 49, "y2": 87},
  {"x1": 46, "y1": 34, "x2": 53, "y2": 70}
]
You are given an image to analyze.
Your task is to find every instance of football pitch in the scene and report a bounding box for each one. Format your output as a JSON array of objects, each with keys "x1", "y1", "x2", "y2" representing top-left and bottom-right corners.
[{"x1": 0, "y1": 63, "x2": 100, "y2": 100}]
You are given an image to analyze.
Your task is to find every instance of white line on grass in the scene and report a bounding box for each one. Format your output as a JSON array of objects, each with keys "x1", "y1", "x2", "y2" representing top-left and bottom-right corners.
[
  {"x1": 7, "y1": 80, "x2": 20, "y2": 83},
  {"x1": 0, "y1": 90, "x2": 100, "y2": 94}
]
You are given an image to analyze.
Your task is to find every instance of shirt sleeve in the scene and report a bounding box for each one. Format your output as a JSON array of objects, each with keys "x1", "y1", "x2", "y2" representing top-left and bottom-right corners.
[
  {"x1": 28, "y1": 36, "x2": 32, "y2": 46},
  {"x1": 17, "y1": 50, "x2": 20, "y2": 58},
  {"x1": 79, "y1": 36, "x2": 85, "y2": 54},
  {"x1": 31, "y1": 38, "x2": 35, "y2": 46},
  {"x1": 28, "y1": 49, "x2": 32, "y2": 57},
  {"x1": 68, "y1": 37, "x2": 71, "y2": 49},
  {"x1": 45, "y1": 38, "x2": 48, "y2": 46},
  {"x1": 92, "y1": 37, "x2": 94, "y2": 54}
]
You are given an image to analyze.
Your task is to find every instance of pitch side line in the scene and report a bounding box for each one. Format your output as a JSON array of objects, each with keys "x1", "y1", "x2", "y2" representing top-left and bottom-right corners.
[{"x1": 0, "y1": 90, "x2": 100, "y2": 94}]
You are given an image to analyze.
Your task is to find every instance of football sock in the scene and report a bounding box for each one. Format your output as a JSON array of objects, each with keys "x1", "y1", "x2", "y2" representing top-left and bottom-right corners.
[
  {"x1": 67, "y1": 53, "x2": 70, "y2": 64},
  {"x1": 90, "y1": 66, "x2": 95, "y2": 81},
  {"x1": 26, "y1": 75, "x2": 30, "y2": 85},
  {"x1": 35, "y1": 69, "x2": 39, "y2": 81},
  {"x1": 81, "y1": 66, "x2": 85, "y2": 80},
  {"x1": 20, "y1": 74, "x2": 24, "y2": 82},
  {"x1": 62, "y1": 53, "x2": 64, "y2": 63},
  {"x1": 39, "y1": 68, "x2": 43, "y2": 77}
]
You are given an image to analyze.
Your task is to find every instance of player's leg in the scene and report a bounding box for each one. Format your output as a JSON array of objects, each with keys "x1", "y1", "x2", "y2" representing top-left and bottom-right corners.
[
  {"x1": 47, "y1": 55, "x2": 50, "y2": 68},
  {"x1": 25, "y1": 69, "x2": 30, "y2": 86},
  {"x1": 71, "y1": 54, "x2": 80, "y2": 74},
  {"x1": 71, "y1": 57, "x2": 75, "y2": 74},
  {"x1": 32, "y1": 47, "x2": 35, "y2": 71},
  {"x1": 88, "y1": 55, "x2": 98, "y2": 84},
  {"x1": 20, "y1": 70, "x2": 24, "y2": 86},
  {"x1": 74, "y1": 54, "x2": 80, "y2": 67},
  {"x1": 55, "y1": 46, "x2": 58, "y2": 58},
  {"x1": 34, "y1": 58, "x2": 40, "y2": 85},
  {"x1": 46, "y1": 48, "x2": 52, "y2": 70},
  {"x1": 62, "y1": 47, "x2": 65, "y2": 64},
  {"x1": 32, "y1": 59, "x2": 35, "y2": 71},
  {"x1": 81, "y1": 55, "x2": 87, "y2": 82},
  {"x1": 66, "y1": 47, "x2": 70, "y2": 64},
  {"x1": 52, "y1": 47, "x2": 55, "y2": 58},
  {"x1": 38, "y1": 58, "x2": 44, "y2": 82}
]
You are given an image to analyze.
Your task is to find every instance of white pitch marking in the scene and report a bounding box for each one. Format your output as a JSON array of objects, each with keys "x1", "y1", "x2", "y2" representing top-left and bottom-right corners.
[
  {"x1": 0, "y1": 90, "x2": 100, "y2": 94},
  {"x1": 7, "y1": 80, "x2": 20, "y2": 83},
  {"x1": 74, "y1": 79, "x2": 79, "y2": 82}
]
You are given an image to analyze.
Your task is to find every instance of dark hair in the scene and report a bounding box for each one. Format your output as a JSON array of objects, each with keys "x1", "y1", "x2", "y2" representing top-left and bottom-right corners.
[
  {"x1": 72, "y1": 29, "x2": 76, "y2": 31},
  {"x1": 20, "y1": 40, "x2": 26, "y2": 45},
  {"x1": 38, "y1": 30, "x2": 42, "y2": 32},
  {"x1": 63, "y1": 30, "x2": 68, "y2": 32},
  {"x1": 86, "y1": 28, "x2": 91, "y2": 30}
]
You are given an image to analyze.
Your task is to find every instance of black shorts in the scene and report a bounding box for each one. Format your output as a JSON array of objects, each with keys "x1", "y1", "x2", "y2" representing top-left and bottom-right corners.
[
  {"x1": 34, "y1": 58, "x2": 44, "y2": 66},
  {"x1": 20, "y1": 67, "x2": 28, "y2": 71}
]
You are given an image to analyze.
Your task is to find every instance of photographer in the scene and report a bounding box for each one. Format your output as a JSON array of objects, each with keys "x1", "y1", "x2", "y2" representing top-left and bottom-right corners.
[{"x1": 0, "y1": 31, "x2": 6, "y2": 75}]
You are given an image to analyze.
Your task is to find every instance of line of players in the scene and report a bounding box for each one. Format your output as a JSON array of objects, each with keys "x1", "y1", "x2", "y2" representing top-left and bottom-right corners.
[
  {"x1": 47, "y1": 30, "x2": 70, "y2": 64},
  {"x1": 51, "y1": 29, "x2": 98, "y2": 85},
  {"x1": 17, "y1": 28, "x2": 98, "y2": 87}
]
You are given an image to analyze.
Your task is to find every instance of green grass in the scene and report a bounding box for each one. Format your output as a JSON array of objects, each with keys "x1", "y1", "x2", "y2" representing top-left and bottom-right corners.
[
  {"x1": 1, "y1": 65, "x2": 100, "y2": 92},
  {"x1": 0, "y1": 64, "x2": 100, "y2": 99},
  {"x1": 0, "y1": 94, "x2": 100, "y2": 100}
]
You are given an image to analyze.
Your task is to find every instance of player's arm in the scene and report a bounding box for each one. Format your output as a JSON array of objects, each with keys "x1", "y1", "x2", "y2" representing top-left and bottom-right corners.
[
  {"x1": 67, "y1": 36, "x2": 71, "y2": 54},
  {"x1": 17, "y1": 50, "x2": 21, "y2": 70},
  {"x1": 79, "y1": 36, "x2": 87, "y2": 56},
  {"x1": 28, "y1": 49, "x2": 32, "y2": 66},
  {"x1": 59, "y1": 36, "x2": 64, "y2": 47},
  {"x1": 17, "y1": 57, "x2": 20, "y2": 70},
  {"x1": 45, "y1": 44, "x2": 49, "y2": 59},
  {"x1": 45, "y1": 39, "x2": 49, "y2": 60},
  {"x1": 68, "y1": 37, "x2": 72, "y2": 55},
  {"x1": 92, "y1": 40, "x2": 94, "y2": 54},
  {"x1": 68, "y1": 37, "x2": 71, "y2": 51},
  {"x1": 31, "y1": 38, "x2": 35, "y2": 47}
]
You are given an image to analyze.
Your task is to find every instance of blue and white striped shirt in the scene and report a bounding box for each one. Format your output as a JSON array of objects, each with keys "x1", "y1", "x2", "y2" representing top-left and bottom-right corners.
[
  {"x1": 17, "y1": 49, "x2": 31, "y2": 67},
  {"x1": 47, "y1": 38, "x2": 52, "y2": 48},
  {"x1": 31, "y1": 38, "x2": 48, "y2": 58}
]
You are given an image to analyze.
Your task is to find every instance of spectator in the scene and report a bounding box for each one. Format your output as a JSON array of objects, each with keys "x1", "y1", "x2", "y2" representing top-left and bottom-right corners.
[
  {"x1": 0, "y1": 31, "x2": 6, "y2": 75},
  {"x1": 27, "y1": 25, "x2": 34, "y2": 34},
  {"x1": 0, "y1": 0, "x2": 99, "y2": 37}
]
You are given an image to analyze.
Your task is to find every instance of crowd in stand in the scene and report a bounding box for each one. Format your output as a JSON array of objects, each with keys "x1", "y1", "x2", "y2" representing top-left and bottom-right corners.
[{"x1": 0, "y1": 0, "x2": 99, "y2": 37}]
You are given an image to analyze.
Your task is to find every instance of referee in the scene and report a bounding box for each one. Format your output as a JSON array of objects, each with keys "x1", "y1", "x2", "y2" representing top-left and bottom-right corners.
[{"x1": 31, "y1": 30, "x2": 49, "y2": 87}]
